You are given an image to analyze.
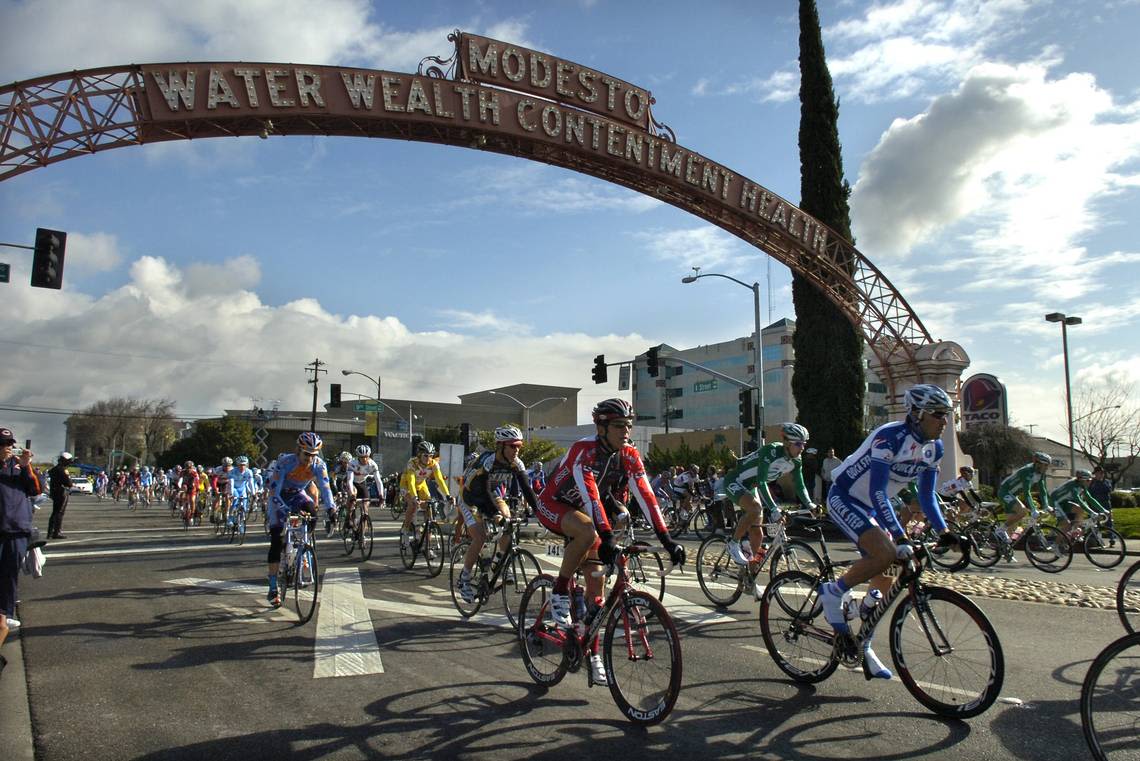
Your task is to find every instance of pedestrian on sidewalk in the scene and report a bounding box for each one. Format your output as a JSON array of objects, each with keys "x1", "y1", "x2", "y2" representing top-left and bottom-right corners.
[
  {"x1": 0, "y1": 426, "x2": 41, "y2": 664},
  {"x1": 47, "y1": 452, "x2": 74, "y2": 539}
]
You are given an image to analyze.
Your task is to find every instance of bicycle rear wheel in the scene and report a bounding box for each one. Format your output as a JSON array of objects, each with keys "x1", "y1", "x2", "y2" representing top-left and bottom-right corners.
[
  {"x1": 889, "y1": 585, "x2": 1004, "y2": 718},
  {"x1": 358, "y1": 515, "x2": 374, "y2": 560},
  {"x1": 449, "y1": 541, "x2": 483, "y2": 619},
  {"x1": 758, "y1": 570, "x2": 838, "y2": 683},
  {"x1": 518, "y1": 574, "x2": 569, "y2": 687},
  {"x1": 293, "y1": 546, "x2": 319, "y2": 624},
  {"x1": 966, "y1": 521, "x2": 1002, "y2": 568},
  {"x1": 1118, "y1": 559, "x2": 1140, "y2": 634},
  {"x1": 1081, "y1": 631, "x2": 1140, "y2": 761},
  {"x1": 501, "y1": 548, "x2": 542, "y2": 629},
  {"x1": 1024, "y1": 525, "x2": 1073, "y2": 572},
  {"x1": 627, "y1": 550, "x2": 666, "y2": 601},
  {"x1": 1084, "y1": 528, "x2": 1126, "y2": 570},
  {"x1": 767, "y1": 540, "x2": 824, "y2": 584},
  {"x1": 696, "y1": 535, "x2": 744, "y2": 607},
  {"x1": 603, "y1": 590, "x2": 682, "y2": 726}
]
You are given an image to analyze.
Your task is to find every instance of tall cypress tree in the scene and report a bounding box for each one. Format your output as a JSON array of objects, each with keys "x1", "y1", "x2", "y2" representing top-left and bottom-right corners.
[{"x1": 791, "y1": 0, "x2": 866, "y2": 457}]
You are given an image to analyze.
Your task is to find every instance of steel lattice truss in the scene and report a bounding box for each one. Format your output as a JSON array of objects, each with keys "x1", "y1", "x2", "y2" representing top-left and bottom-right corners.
[{"x1": 1, "y1": 65, "x2": 933, "y2": 390}]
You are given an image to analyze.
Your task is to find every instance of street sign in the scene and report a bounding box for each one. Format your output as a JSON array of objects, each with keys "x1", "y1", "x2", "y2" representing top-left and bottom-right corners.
[
  {"x1": 0, "y1": 262, "x2": 8, "y2": 283},
  {"x1": 353, "y1": 402, "x2": 380, "y2": 412}
]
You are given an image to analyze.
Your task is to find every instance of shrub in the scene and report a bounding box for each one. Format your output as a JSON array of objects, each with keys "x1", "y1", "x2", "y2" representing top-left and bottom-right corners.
[{"x1": 1111, "y1": 490, "x2": 1137, "y2": 509}]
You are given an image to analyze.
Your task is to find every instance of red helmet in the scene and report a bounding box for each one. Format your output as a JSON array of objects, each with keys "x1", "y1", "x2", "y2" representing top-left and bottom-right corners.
[{"x1": 592, "y1": 398, "x2": 634, "y2": 424}]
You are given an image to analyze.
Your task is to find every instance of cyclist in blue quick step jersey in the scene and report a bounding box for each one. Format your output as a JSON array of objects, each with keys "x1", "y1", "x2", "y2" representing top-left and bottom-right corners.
[
  {"x1": 227, "y1": 456, "x2": 257, "y2": 528},
  {"x1": 819, "y1": 384, "x2": 961, "y2": 680}
]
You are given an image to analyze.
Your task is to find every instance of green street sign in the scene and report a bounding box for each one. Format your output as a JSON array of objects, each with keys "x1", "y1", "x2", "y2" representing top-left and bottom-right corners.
[{"x1": 354, "y1": 402, "x2": 380, "y2": 412}]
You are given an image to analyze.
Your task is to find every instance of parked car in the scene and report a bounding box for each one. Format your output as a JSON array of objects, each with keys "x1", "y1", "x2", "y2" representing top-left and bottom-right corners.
[{"x1": 70, "y1": 476, "x2": 93, "y2": 494}]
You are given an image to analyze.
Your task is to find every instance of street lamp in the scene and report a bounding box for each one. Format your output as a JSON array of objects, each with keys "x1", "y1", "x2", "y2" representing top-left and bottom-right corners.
[
  {"x1": 488, "y1": 391, "x2": 567, "y2": 442},
  {"x1": 682, "y1": 268, "x2": 763, "y2": 451},
  {"x1": 342, "y1": 369, "x2": 382, "y2": 459},
  {"x1": 1045, "y1": 312, "x2": 1082, "y2": 475}
]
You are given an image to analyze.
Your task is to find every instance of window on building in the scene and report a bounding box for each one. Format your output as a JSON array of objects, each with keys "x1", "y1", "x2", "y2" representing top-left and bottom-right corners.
[{"x1": 867, "y1": 382, "x2": 887, "y2": 394}]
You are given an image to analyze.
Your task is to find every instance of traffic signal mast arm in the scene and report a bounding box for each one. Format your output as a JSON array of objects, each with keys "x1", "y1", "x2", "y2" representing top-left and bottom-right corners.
[{"x1": 653, "y1": 354, "x2": 755, "y2": 391}]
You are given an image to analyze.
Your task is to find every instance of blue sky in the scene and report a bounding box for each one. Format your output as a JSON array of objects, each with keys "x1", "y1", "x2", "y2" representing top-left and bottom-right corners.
[{"x1": 2, "y1": 0, "x2": 1139, "y2": 454}]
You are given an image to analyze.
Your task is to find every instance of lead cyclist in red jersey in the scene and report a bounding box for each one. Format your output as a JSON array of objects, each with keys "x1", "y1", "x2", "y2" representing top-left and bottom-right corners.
[{"x1": 536, "y1": 398, "x2": 685, "y2": 630}]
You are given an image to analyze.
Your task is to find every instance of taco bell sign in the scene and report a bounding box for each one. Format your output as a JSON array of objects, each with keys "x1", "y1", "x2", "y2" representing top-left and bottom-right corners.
[{"x1": 961, "y1": 373, "x2": 1009, "y2": 430}]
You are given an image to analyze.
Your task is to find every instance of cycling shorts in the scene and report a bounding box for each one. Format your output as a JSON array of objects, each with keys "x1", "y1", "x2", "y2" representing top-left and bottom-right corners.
[
  {"x1": 826, "y1": 489, "x2": 882, "y2": 554},
  {"x1": 535, "y1": 494, "x2": 601, "y2": 552},
  {"x1": 458, "y1": 493, "x2": 506, "y2": 528},
  {"x1": 269, "y1": 488, "x2": 314, "y2": 529},
  {"x1": 349, "y1": 481, "x2": 370, "y2": 501}
]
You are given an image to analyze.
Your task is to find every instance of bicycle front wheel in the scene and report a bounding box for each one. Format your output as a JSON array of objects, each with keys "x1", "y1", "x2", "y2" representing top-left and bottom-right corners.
[
  {"x1": 501, "y1": 548, "x2": 542, "y2": 629},
  {"x1": 1084, "y1": 528, "x2": 1127, "y2": 570},
  {"x1": 423, "y1": 522, "x2": 445, "y2": 578},
  {"x1": 758, "y1": 570, "x2": 838, "y2": 683},
  {"x1": 359, "y1": 515, "x2": 374, "y2": 560},
  {"x1": 767, "y1": 539, "x2": 824, "y2": 584},
  {"x1": 1024, "y1": 525, "x2": 1072, "y2": 573},
  {"x1": 1118, "y1": 559, "x2": 1140, "y2": 634},
  {"x1": 627, "y1": 550, "x2": 666, "y2": 602},
  {"x1": 966, "y1": 521, "x2": 1002, "y2": 568},
  {"x1": 293, "y1": 546, "x2": 319, "y2": 624},
  {"x1": 235, "y1": 511, "x2": 247, "y2": 546},
  {"x1": 518, "y1": 574, "x2": 569, "y2": 687},
  {"x1": 1081, "y1": 631, "x2": 1140, "y2": 761},
  {"x1": 603, "y1": 591, "x2": 682, "y2": 726},
  {"x1": 692, "y1": 506, "x2": 714, "y2": 541},
  {"x1": 889, "y1": 585, "x2": 1004, "y2": 718},
  {"x1": 399, "y1": 524, "x2": 417, "y2": 570},
  {"x1": 341, "y1": 510, "x2": 356, "y2": 555},
  {"x1": 449, "y1": 541, "x2": 482, "y2": 619},
  {"x1": 696, "y1": 535, "x2": 744, "y2": 607}
]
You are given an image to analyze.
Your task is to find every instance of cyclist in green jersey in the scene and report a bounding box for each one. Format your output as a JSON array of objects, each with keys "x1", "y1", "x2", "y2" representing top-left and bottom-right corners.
[
  {"x1": 722, "y1": 423, "x2": 816, "y2": 566},
  {"x1": 1049, "y1": 469, "x2": 1109, "y2": 532},
  {"x1": 995, "y1": 452, "x2": 1052, "y2": 540}
]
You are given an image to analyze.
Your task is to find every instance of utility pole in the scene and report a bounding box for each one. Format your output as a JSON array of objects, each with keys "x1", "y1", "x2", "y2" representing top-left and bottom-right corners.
[{"x1": 305, "y1": 358, "x2": 327, "y2": 432}]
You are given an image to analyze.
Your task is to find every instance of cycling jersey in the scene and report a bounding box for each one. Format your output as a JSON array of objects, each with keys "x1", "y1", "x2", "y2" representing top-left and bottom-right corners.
[
  {"x1": 462, "y1": 450, "x2": 538, "y2": 514},
  {"x1": 270, "y1": 453, "x2": 335, "y2": 527},
  {"x1": 181, "y1": 470, "x2": 200, "y2": 494},
  {"x1": 346, "y1": 457, "x2": 384, "y2": 500},
  {"x1": 997, "y1": 463, "x2": 1050, "y2": 512},
  {"x1": 215, "y1": 466, "x2": 233, "y2": 494},
  {"x1": 400, "y1": 456, "x2": 450, "y2": 500},
  {"x1": 723, "y1": 442, "x2": 812, "y2": 516},
  {"x1": 1049, "y1": 478, "x2": 1107, "y2": 516},
  {"x1": 937, "y1": 476, "x2": 972, "y2": 498},
  {"x1": 828, "y1": 419, "x2": 947, "y2": 541},
  {"x1": 671, "y1": 471, "x2": 700, "y2": 495},
  {"x1": 229, "y1": 468, "x2": 257, "y2": 499},
  {"x1": 139, "y1": 472, "x2": 153, "y2": 487},
  {"x1": 538, "y1": 435, "x2": 667, "y2": 536}
]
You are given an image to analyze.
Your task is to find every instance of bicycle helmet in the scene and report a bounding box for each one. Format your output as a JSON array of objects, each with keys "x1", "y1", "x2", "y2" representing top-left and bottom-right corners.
[
  {"x1": 781, "y1": 422, "x2": 810, "y2": 443},
  {"x1": 297, "y1": 431, "x2": 323, "y2": 453},
  {"x1": 338, "y1": 451, "x2": 351, "y2": 462},
  {"x1": 184, "y1": 461, "x2": 194, "y2": 469},
  {"x1": 1032, "y1": 451, "x2": 1052, "y2": 465},
  {"x1": 221, "y1": 456, "x2": 233, "y2": 466},
  {"x1": 142, "y1": 466, "x2": 150, "y2": 473},
  {"x1": 904, "y1": 384, "x2": 953, "y2": 412},
  {"x1": 592, "y1": 398, "x2": 634, "y2": 424},
  {"x1": 417, "y1": 441, "x2": 436, "y2": 456},
  {"x1": 494, "y1": 425, "x2": 523, "y2": 443},
  {"x1": 1075, "y1": 468, "x2": 1093, "y2": 479},
  {"x1": 235, "y1": 455, "x2": 249, "y2": 465},
  {"x1": 959, "y1": 465, "x2": 975, "y2": 476},
  {"x1": 355, "y1": 444, "x2": 372, "y2": 457}
]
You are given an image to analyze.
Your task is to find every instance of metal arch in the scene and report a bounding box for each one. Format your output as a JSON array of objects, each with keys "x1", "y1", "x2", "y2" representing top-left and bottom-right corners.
[{"x1": 0, "y1": 64, "x2": 932, "y2": 389}]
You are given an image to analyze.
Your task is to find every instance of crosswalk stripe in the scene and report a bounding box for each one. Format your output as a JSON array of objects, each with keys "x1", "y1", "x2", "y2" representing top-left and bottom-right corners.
[{"x1": 314, "y1": 568, "x2": 385, "y2": 678}]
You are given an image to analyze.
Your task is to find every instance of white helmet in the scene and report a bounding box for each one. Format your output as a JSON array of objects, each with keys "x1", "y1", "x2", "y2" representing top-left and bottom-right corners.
[
  {"x1": 221, "y1": 456, "x2": 233, "y2": 466},
  {"x1": 780, "y1": 423, "x2": 809, "y2": 443},
  {"x1": 355, "y1": 444, "x2": 372, "y2": 457},
  {"x1": 904, "y1": 384, "x2": 953, "y2": 413},
  {"x1": 494, "y1": 425, "x2": 523, "y2": 443}
]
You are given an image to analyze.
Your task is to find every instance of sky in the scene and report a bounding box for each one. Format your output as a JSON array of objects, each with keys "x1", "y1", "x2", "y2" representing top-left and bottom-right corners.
[{"x1": 2, "y1": 0, "x2": 1139, "y2": 455}]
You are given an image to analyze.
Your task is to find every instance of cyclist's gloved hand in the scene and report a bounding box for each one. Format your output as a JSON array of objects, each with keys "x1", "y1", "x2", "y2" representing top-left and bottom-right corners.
[
  {"x1": 598, "y1": 531, "x2": 619, "y2": 566},
  {"x1": 661, "y1": 536, "x2": 686, "y2": 567},
  {"x1": 895, "y1": 540, "x2": 915, "y2": 561}
]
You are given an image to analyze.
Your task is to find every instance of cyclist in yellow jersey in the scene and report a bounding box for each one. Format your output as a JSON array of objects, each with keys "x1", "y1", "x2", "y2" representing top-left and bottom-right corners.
[{"x1": 399, "y1": 441, "x2": 451, "y2": 547}]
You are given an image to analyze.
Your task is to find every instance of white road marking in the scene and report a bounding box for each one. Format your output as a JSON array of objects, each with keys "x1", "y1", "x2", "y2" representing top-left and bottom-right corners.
[{"x1": 313, "y1": 568, "x2": 385, "y2": 679}]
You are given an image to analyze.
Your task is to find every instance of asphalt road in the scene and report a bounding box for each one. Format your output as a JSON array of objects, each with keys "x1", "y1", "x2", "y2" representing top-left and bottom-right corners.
[{"x1": 6, "y1": 494, "x2": 1133, "y2": 760}]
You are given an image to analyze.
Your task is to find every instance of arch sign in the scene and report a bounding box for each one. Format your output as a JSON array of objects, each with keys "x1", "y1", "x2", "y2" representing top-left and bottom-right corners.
[{"x1": 0, "y1": 30, "x2": 934, "y2": 391}]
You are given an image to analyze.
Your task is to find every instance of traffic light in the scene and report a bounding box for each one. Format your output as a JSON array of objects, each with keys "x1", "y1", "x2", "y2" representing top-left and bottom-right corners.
[
  {"x1": 591, "y1": 354, "x2": 607, "y2": 384},
  {"x1": 739, "y1": 388, "x2": 754, "y2": 426},
  {"x1": 329, "y1": 383, "x2": 342, "y2": 407},
  {"x1": 31, "y1": 227, "x2": 67, "y2": 289},
  {"x1": 647, "y1": 346, "x2": 660, "y2": 377}
]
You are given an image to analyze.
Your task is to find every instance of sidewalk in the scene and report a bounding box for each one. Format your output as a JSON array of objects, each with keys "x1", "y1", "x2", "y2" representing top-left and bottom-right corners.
[{"x1": 1, "y1": 626, "x2": 35, "y2": 761}]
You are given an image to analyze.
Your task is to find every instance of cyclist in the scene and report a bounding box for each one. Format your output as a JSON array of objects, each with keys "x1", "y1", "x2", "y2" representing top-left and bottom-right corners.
[
  {"x1": 528, "y1": 460, "x2": 546, "y2": 495},
  {"x1": 265, "y1": 433, "x2": 335, "y2": 606},
  {"x1": 399, "y1": 441, "x2": 451, "y2": 548},
  {"x1": 536, "y1": 398, "x2": 685, "y2": 684},
  {"x1": 126, "y1": 464, "x2": 142, "y2": 504},
  {"x1": 672, "y1": 464, "x2": 702, "y2": 514},
  {"x1": 94, "y1": 470, "x2": 108, "y2": 499},
  {"x1": 818, "y1": 384, "x2": 957, "y2": 681},
  {"x1": 344, "y1": 444, "x2": 383, "y2": 523},
  {"x1": 1049, "y1": 468, "x2": 1109, "y2": 534},
  {"x1": 456, "y1": 426, "x2": 540, "y2": 603},
  {"x1": 227, "y1": 455, "x2": 257, "y2": 529},
  {"x1": 722, "y1": 422, "x2": 817, "y2": 565},
  {"x1": 937, "y1": 465, "x2": 985, "y2": 518},
  {"x1": 995, "y1": 452, "x2": 1052, "y2": 541},
  {"x1": 215, "y1": 457, "x2": 235, "y2": 524},
  {"x1": 180, "y1": 461, "x2": 200, "y2": 523},
  {"x1": 139, "y1": 466, "x2": 154, "y2": 504}
]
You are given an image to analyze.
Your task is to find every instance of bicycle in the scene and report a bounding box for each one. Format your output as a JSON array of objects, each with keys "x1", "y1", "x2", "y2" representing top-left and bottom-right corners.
[
  {"x1": 126, "y1": 486, "x2": 138, "y2": 511},
  {"x1": 611, "y1": 511, "x2": 668, "y2": 601},
  {"x1": 696, "y1": 509, "x2": 824, "y2": 607},
  {"x1": 666, "y1": 494, "x2": 715, "y2": 540},
  {"x1": 1067, "y1": 512, "x2": 1127, "y2": 570},
  {"x1": 340, "y1": 483, "x2": 375, "y2": 561},
  {"x1": 517, "y1": 542, "x2": 683, "y2": 725},
  {"x1": 759, "y1": 537, "x2": 1004, "y2": 719},
  {"x1": 1080, "y1": 630, "x2": 1140, "y2": 761},
  {"x1": 1118, "y1": 559, "x2": 1140, "y2": 634},
  {"x1": 1019, "y1": 510, "x2": 1073, "y2": 573},
  {"x1": 399, "y1": 498, "x2": 445, "y2": 577},
  {"x1": 449, "y1": 515, "x2": 541, "y2": 628},
  {"x1": 227, "y1": 494, "x2": 249, "y2": 545},
  {"x1": 279, "y1": 512, "x2": 320, "y2": 624}
]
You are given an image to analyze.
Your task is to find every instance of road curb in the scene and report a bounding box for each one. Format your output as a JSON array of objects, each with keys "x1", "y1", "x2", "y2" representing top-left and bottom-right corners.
[{"x1": 0, "y1": 626, "x2": 35, "y2": 761}]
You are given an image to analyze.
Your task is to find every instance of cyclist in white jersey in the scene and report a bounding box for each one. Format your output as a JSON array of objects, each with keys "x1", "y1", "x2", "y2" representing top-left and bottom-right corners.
[{"x1": 344, "y1": 444, "x2": 384, "y2": 513}]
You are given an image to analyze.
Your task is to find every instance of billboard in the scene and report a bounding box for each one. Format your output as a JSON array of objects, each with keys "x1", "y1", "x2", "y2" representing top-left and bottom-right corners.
[{"x1": 961, "y1": 373, "x2": 1008, "y2": 429}]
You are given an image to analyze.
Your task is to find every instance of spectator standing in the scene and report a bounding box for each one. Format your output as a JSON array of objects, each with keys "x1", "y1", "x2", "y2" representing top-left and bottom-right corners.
[
  {"x1": 47, "y1": 452, "x2": 74, "y2": 539},
  {"x1": 821, "y1": 448, "x2": 843, "y2": 499},
  {"x1": 1089, "y1": 467, "x2": 1113, "y2": 515},
  {"x1": 1, "y1": 426, "x2": 41, "y2": 663}
]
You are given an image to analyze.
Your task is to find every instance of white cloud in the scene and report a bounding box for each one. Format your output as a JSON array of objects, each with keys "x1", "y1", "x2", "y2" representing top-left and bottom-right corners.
[
  {"x1": 64, "y1": 231, "x2": 123, "y2": 272},
  {"x1": 633, "y1": 226, "x2": 752, "y2": 273}
]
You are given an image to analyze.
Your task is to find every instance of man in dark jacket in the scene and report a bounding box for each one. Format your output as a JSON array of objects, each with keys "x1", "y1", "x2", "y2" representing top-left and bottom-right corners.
[
  {"x1": 1089, "y1": 467, "x2": 1113, "y2": 517},
  {"x1": 47, "y1": 452, "x2": 73, "y2": 539},
  {"x1": 0, "y1": 426, "x2": 41, "y2": 670}
]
